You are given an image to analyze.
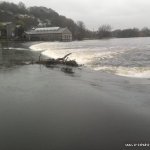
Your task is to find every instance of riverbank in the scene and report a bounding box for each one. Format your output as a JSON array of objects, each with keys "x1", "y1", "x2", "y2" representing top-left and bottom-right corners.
[{"x1": 0, "y1": 41, "x2": 150, "y2": 150}]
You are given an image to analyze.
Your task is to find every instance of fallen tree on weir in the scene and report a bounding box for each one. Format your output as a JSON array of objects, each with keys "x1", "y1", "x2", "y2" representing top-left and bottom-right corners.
[{"x1": 36, "y1": 53, "x2": 79, "y2": 67}]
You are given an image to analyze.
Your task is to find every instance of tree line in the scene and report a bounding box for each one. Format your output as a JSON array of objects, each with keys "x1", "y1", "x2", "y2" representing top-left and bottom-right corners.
[
  {"x1": 0, "y1": 1, "x2": 150, "y2": 40},
  {"x1": 97, "y1": 25, "x2": 150, "y2": 39}
]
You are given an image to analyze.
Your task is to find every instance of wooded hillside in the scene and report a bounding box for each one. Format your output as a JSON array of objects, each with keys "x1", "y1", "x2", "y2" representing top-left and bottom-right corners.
[{"x1": 0, "y1": 1, "x2": 89, "y2": 40}]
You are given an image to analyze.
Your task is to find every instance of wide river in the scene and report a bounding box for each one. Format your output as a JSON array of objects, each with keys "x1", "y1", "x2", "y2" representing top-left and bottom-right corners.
[
  {"x1": 31, "y1": 37, "x2": 150, "y2": 78},
  {"x1": 0, "y1": 38, "x2": 150, "y2": 150}
]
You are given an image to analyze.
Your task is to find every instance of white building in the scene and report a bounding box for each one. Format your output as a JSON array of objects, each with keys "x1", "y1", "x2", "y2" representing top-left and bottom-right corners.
[
  {"x1": 25, "y1": 27, "x2": 72, "y2": 41},
  {"x1": 0, "y1": 22, "x2": 15, "y2": 39}
]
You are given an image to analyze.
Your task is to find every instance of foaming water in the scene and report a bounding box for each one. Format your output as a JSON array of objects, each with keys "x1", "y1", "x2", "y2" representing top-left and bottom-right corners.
[
  {"x1": 94, "y1": 66, "x2": 150, "y2": 78},
  {"x1": 30, "y1": 38, "x2": 150, "y2": 78}
]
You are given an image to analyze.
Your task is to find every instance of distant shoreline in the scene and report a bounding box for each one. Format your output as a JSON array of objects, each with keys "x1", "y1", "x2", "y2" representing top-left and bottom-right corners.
[{"x1": 1, "y1": 35, "x2": 150, "y2": 42}]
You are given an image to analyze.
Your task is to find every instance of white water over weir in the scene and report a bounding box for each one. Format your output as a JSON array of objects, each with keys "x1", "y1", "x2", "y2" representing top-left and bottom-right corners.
[{"x1": 30, "y1": 38, "x2": 150, "y2": 78}]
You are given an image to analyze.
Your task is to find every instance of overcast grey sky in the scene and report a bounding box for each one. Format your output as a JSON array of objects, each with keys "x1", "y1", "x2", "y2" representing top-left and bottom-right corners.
[{"x1": 5, "y1": 0, "x2": 150, "y2": 30}]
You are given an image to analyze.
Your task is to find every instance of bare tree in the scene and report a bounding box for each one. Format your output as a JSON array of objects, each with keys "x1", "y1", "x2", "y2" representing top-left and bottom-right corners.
[
  {"x1": 76, "y1": 21, "x2": 86, "y2": 40},
  {"x1": 18, "y1": 1, "x2": 26, "y2": 9},
  {"x1": 140, "y1": 27, "x2": 150, "y2": 37},
  {"x1": 97, "y1": 24, "x2": 112, "y2": 39}
]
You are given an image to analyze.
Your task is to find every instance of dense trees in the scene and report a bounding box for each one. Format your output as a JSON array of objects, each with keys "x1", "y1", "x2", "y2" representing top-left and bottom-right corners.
[
  {"x1": 112, "y1": 28, "x2": 139, "y2": 38},
  {"x1": 97, "y1": 24, "x2": 112, "y2": 39},
  {"x1": 112, "y1": 28, "x2": 150, "y2": 38},
  {"x1": 140, "y1": 27, "x2": 150, "y2": 37},
  {"x1": 76, "y1": 21, "x2": 86, "y2": 40}
]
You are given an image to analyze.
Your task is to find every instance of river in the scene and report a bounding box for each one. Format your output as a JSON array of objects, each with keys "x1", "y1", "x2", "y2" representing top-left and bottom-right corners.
[{"x1": 0, "y1": 38, "x2": 150, "y2": 150}]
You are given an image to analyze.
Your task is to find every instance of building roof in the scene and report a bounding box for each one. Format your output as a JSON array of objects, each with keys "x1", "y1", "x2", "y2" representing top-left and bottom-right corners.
[
  {"x1": 25, "y1": 27, "x2": 71, "y2": 35},
  {"x1": 35, "y1": 27, "x2": 59, "y2": 31}
]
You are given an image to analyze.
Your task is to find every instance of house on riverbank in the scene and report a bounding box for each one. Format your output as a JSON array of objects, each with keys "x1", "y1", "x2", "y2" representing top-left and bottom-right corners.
[
  {"x1": 25, "y1": 27, "x2": 72, "y2": 41},
  {"x1": 0, "y1": 22, "x2": 15, "y2": 39}
]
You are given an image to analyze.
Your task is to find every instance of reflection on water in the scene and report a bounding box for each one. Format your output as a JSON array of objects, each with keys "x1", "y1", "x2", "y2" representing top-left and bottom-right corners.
[
  {"x1": 0, "y1": 42, "x2": 40, "y2": 68},
  {"x1": 61, "y1": 67, "x2": 74, "y2": 74}
]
